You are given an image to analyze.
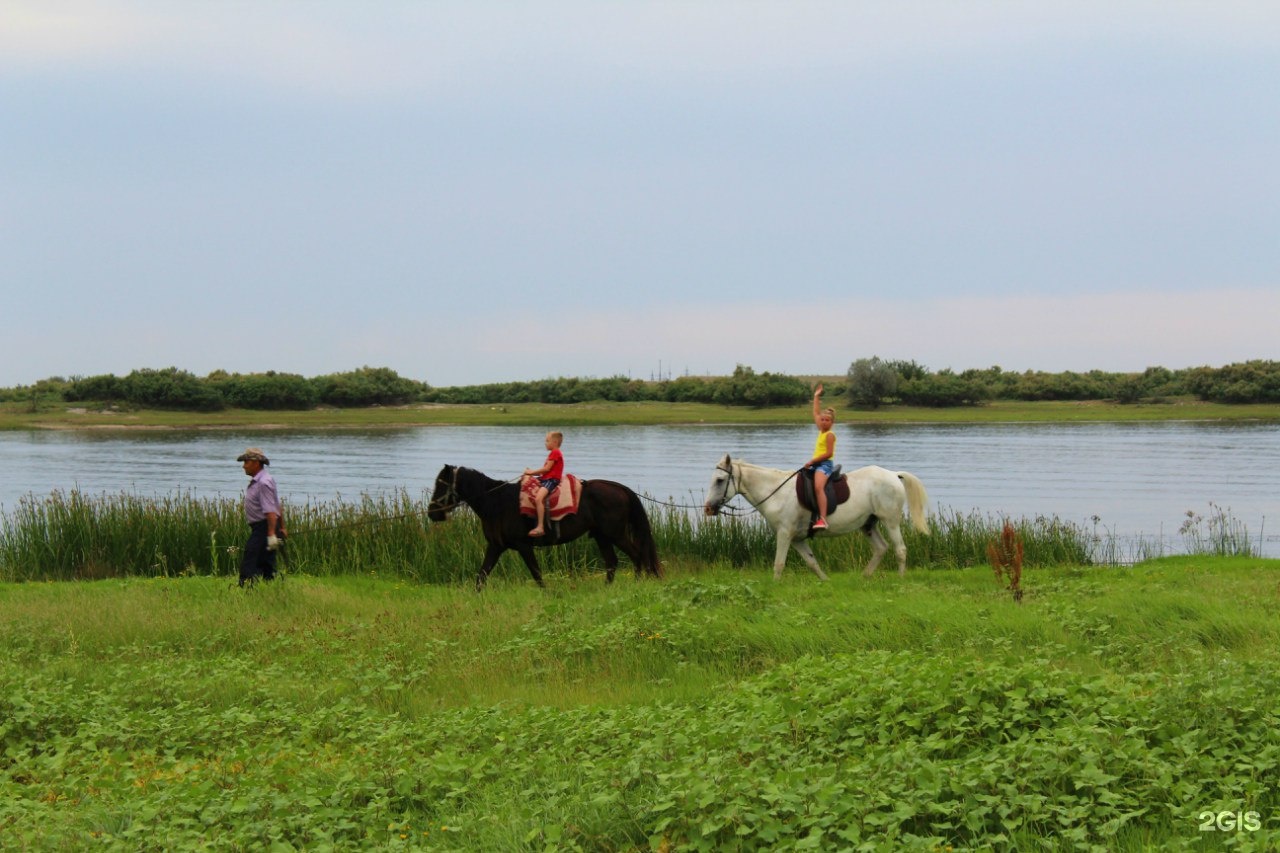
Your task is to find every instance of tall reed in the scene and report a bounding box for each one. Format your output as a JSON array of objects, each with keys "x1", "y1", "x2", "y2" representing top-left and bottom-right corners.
[
  {"x1": 1179, "y1": 502, "x2": 1257, "y2": 557},
  {"x1": 1, "y1": 489, "x2": 1257, "y2": 583},
  {"x1": 648, "y1": 498, "x2": 778, "y2": 567},
  {"x1": 0, "y1": 490, "x2": 243, "y2": 582}
]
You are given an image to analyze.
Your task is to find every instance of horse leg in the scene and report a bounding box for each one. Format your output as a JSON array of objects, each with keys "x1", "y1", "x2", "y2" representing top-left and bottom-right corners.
[
  {"x1": 609, "y1": 535, "x2": 652, "y2": 580},
  {"x1": 772, "y1": 534, "x2": 793, "y2": 580},
  {"x1": 476, "y1": 542, "x2": 506, "y2": 591},
  {"x1": 862, "y1": 527, "x2": 890, "y2": 577},
  {"x1": 591, "y1": 534, "x2": 620, "y2": 583},
  {"x1": 790, "y1": 539, "x2": 829, "y2": 581},
  {"x1": 513, "y1": 544, "x2": 546, "y2": 588},
  {"x1": 885, "y1": 522, "x2": 909, "y2": 576}
]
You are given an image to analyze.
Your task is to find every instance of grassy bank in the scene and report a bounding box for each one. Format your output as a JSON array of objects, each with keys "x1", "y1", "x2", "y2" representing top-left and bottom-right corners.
[
  {"x1": 4, "y1": 397, "x2": 1280, "y2": 430},
  {"x1": 2, "y1": 558, "x2": 1278, "y2": 850}
]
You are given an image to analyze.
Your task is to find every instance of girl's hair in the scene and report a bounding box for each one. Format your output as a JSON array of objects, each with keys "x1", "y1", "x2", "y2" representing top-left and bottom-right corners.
[{"x1": 820, "y1": 407, "x2": 836, "y2": 419}]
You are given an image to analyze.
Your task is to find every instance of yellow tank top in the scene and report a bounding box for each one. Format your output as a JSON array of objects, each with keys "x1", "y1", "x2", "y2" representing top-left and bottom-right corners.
[{"x1": 814, "y1": 430, "x2": 835, "y2": 459}]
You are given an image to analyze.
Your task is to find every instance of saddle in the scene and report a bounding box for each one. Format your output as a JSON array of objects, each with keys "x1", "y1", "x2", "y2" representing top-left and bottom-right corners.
[
  {"x1": 796, "y1": 466, "x2": 848, "y2": 519},
  {"x1": 518, "y1": 474, "x2": 582, "y2": 522}
]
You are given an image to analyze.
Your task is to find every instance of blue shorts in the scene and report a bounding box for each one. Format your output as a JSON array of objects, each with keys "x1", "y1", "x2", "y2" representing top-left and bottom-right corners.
[
  {"x1": 537, "y1": 477, "x2": 560, "y2": 491},
  {"x1": 810, "y1": 461, "x2": 834, "y2": 476}
]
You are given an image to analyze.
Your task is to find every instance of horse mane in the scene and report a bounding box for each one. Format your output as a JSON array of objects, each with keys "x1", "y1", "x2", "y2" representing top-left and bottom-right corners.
[
  {"x1": 455, "y1": 466, "x2": 507, "y2": 492},
  {"x1": 732, "y1": 459, "x2": 793, "y2": 478},
  {"x1": 432, "y1": 464, "x2": 517, "y2": 518}
]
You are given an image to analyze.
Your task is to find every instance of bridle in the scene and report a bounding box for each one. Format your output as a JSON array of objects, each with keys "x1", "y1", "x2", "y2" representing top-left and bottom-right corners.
[
  {"x1": 706, "y1": 461, "x2": 738, "y2": 515},
  {"x1": 427, "y1": 466, "x2": 464, "y2": 518},
  {"x1": 708, "y1": 459, "x2": 799, "y2": 517},
  {"x1": 428, "y1": 466, "x2": 525, "y2": 518}
]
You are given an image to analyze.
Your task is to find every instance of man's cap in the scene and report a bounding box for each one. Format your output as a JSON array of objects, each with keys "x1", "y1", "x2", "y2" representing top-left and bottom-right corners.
[{"x1": 236, "y1": 448, "x2": 270, "y2": 464}]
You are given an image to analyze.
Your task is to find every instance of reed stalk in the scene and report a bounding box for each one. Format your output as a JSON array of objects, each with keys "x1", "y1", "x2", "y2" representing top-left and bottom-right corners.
[{"x1": 0, "y1": 489, "x2": 1257, "y2": 582}]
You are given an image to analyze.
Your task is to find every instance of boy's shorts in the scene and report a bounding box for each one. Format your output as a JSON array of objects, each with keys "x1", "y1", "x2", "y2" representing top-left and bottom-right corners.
[
  {"x1": 537, "y1": 477, "x2": 560, "y2": 491},
  {"x1": 811, "y1": 461, "x2": 834, "y2": 476}
]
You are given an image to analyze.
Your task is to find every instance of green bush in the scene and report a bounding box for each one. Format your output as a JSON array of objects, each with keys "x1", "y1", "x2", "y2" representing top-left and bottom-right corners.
[
  {"x1": 661, "y1": 376, "x2": 719, "y2": 404},
  {"x1": 897, "y1": 369, "x2": 990, "y2": 407},
  {"x1": 845, "y1": 356, "x2": 898, "y2": 408},
  {"x1": 1186, "y1": 360, "x2": 1280, "y2": 403},
  {"x1": 207, "y1": 370, "x2": 320, "y2": 410},
  {"x1": 1, "y1": 378, "x2": 69, "y2": 408},
  {"x1": 711, "y1": 365, "x2": 810, "y2": 407},
  {"x1": 1008, "y1": 369, "x2": 1122, "y2": 401},
  {"x1": 313, "y1": 366, "x2": 427, "y2": 407},
  {"x1": 423, "y1": 368, "x2": 807, "y2": 408},
  {"x1": 120, "y1": 367, "x2": 224, "y2": 411},
  {"x1": 63, "y1": 374, "x2": 125, "y2": 403}
]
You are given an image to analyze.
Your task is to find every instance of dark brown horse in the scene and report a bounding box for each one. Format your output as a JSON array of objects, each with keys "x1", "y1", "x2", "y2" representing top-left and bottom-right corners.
[{"x1": 427, "y1": 464, "x2": 662, "y2": 590}]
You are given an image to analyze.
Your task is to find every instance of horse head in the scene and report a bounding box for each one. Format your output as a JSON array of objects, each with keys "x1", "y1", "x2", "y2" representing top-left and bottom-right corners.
[
  {"x1": 704, "y1": 454, "x2": 737, "y2": 516},
  {"x1": 427, "y1": 464, "x2": 459, "y2": 522}
]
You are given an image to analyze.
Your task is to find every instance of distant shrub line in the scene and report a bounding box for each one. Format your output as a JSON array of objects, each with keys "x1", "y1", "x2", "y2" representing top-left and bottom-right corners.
[
  {"x1": 4, "y1": 359, "x2": 1279, "y2": 411},
  {"x1": 3, "y1": 365, "x2": 813, "y2": 411},
  {"x1": 845, "y1": 357, "x2": 1280, "y2": 408}
]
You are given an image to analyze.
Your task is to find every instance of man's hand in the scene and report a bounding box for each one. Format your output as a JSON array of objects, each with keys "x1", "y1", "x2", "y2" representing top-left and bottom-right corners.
[{"x1": 267, "y1": 535, "x2": 280, "y2": 551}]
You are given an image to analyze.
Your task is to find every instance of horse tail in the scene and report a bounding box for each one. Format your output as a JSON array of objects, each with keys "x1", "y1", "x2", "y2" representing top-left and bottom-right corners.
[
  {"x1": 897, "y1": 471, "x2": 930, "y2": 534},
  {"x1": 624, "y1": 488, "x2": 663, "y2": 578}
]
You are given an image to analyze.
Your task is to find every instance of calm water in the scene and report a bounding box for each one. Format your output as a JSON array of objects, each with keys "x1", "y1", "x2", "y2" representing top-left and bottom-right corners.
[{"x1": 1, "y1": 423, "x2": 1277, "y2": 556}]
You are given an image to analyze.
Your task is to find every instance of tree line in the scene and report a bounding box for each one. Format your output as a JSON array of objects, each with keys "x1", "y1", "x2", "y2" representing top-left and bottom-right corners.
[
  {"x1": 0, "y1": 365, "x2": 809, "y2": 411},
  {"x1": 2, "y1": 360, "x2": 1278, "y2": 412},
  {"x1": 842, "y1": 358, "x2": 1280, "y2": 407}
]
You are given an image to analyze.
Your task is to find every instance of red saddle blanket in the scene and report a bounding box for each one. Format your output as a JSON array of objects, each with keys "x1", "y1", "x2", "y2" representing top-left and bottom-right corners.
[{"x1": 519, "y1": 474, "x2": 582, "y2": 521}]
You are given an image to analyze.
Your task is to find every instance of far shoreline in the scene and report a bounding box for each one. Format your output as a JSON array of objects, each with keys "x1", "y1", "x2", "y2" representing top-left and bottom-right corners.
[{"x1": 4, "y1": 398, "x2": 1280, "y2": 431}]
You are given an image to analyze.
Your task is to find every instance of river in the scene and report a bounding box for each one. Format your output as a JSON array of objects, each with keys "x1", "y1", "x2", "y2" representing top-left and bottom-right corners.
[{"x1": 1, "y1": 422, "x2": 1277, "y2": 557}]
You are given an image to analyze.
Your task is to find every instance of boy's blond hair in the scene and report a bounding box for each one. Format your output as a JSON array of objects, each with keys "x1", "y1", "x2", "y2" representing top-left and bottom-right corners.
[{"x1": 547, "y1": 430, "x2": 564, "y2": 446}]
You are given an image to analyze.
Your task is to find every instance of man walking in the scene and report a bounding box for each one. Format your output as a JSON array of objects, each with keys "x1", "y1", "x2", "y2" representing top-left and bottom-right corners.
[{"x1": 237, "y1": 447, "x2": 285, "y2": 586}]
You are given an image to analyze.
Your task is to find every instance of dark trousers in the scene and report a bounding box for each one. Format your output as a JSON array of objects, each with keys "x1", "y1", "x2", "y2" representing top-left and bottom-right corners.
[{"x1": 240, "y1": 521, "x2": 278, "y2": 585}]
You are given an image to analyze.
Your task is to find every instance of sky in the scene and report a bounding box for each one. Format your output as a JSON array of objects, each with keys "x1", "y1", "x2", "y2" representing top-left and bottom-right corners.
[{"x1": 2, "y1": 1, "x2": 1278, "y2": 388}]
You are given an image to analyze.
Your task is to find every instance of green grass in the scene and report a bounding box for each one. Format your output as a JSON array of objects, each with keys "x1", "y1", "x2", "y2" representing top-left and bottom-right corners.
[
  {"x1": 5, "y1": 397, "x2": 1280, "y2": 431},
  {"x1": 2, "y1": 558, "x2": 1279, "y2": 850}
]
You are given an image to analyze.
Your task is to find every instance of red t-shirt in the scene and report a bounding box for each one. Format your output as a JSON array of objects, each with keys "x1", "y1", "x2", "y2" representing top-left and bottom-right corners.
[{"x1": 543, "y1": 448, "x2": 564, "y2": 480}]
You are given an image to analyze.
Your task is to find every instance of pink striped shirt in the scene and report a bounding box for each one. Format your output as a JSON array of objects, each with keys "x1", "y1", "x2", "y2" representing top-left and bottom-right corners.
[{"x1": 244, "y1": 469, "x2": 281, "y2": 523}]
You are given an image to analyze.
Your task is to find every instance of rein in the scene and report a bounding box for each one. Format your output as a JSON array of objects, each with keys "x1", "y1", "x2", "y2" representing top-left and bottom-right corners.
[
  {"x1": 429, "y1": 467, "x2": 523, "y2": 516},
  {"x1": 711, "y1": 462, "x2": 800, "y2": 517}
]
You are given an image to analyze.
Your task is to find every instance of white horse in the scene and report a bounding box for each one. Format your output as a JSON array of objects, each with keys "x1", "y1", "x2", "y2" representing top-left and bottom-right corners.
[{"x1": 703, "y1": 454, "x2": 929, "y2": 580}]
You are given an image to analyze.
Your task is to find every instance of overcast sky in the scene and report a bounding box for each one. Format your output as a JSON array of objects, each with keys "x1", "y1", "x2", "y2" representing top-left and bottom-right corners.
[{"x1": 3, "y1": 1, "x2": 1277, "y2": 388}]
